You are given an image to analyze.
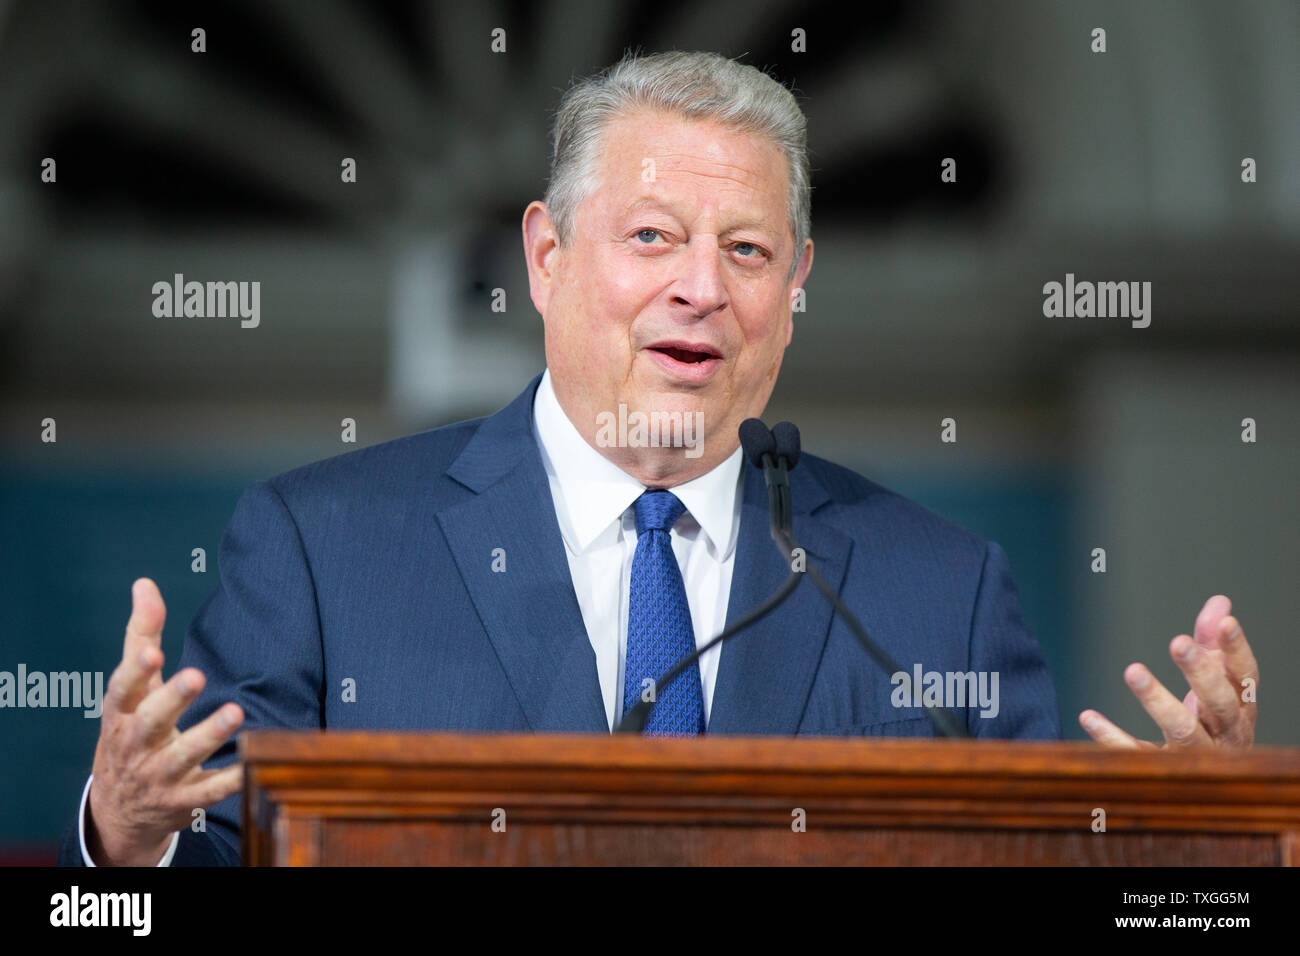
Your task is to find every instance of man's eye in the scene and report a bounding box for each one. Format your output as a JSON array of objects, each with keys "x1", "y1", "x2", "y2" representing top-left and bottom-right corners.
[
  {"x1": 733, "y1": 242, "x2": 766, "y2": 259},
  {"x1": 635, "y1": 229, "x2": 661, "y2": 243}
]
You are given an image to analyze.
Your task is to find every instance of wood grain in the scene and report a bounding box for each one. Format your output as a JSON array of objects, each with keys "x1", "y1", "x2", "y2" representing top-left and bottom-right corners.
[{"x1": 239, "y1": 732, "x2": 1300, "y2": 866}]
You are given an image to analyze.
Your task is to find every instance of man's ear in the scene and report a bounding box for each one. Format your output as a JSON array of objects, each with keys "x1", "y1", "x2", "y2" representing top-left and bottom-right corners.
[
  {"x1": 792, "y1": 237, "x2": 814, "y2": 292},
  {"x1": 522, "y1": 201, "x2": 560, "y2": 317},
  {"x1": 786, "y1": 237, "x2": 814, "y2": 346}
]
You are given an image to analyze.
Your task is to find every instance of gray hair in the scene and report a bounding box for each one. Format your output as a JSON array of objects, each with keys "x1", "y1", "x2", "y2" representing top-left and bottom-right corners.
[{"x1": 544, "y1": 50, "x2": 811, "y2": 280}]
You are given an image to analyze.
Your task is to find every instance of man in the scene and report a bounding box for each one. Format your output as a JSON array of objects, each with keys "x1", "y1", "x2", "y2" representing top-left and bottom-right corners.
[{"x1": 60, "y1": 51, "x2": 1258, "y2": 867}]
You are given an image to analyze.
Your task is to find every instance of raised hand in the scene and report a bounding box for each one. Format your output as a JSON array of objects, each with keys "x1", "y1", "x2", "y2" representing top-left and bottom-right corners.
[
  {"x1": 1079, "y1": 595, "x2": 1257, "y2": 751},
  {"x1": 85, "y1": 578, "x2": 245, "y2": 865}
]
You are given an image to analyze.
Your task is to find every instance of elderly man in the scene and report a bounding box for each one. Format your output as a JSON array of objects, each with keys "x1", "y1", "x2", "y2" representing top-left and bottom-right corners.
[{"x1": 60, "y1": 51, "x2": 1258, "y2": 866}]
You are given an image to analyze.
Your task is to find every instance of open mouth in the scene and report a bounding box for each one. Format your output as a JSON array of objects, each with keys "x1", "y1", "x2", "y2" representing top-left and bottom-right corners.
[
  {"x1": 652, "y1": 345, "x2": 717, "y2": 364},
  {"x1": 645, "y1": 342, "x2": 723, "y2": 381},
  {"x1": 647, "y1": 340, "x2": 723, "y2": 363}
]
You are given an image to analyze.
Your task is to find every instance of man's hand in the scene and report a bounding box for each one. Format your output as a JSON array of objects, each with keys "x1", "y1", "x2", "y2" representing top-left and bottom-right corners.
[
  {"x1": 1079, "y1": 595, "x2": 1257, "y2": 752},
  {"x1": 86, "y1": 578, "x2": 245, "y2": 865}
]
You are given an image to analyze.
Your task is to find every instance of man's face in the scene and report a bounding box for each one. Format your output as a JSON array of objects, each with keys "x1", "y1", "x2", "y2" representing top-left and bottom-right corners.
[{"x1": 524, "y1": 108, "x2": 813, "y2": 482}]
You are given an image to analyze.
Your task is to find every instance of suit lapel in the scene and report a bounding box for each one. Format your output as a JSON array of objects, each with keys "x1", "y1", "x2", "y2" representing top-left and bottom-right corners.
[
  {"x1": 434, "y1": 375, "x2": 852, "y2": 736},
  {"x1": 434, "y1": 376, "x2": 609, "y2": 733},
  {"x1": 708, "y1": 462, "x2": 852, "y2": 734}
]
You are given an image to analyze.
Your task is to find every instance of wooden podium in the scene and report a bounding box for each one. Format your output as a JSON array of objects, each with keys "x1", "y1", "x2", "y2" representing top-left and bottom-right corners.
[{"x1": 240, "y1": 731, "x2": 1300, "y2": 866}]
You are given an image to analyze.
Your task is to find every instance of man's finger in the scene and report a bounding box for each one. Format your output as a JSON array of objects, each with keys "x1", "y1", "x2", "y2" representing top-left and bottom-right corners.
[
  {"x1": 1193, "y1": 594, "x2": 1232, "y2": 650},
  {"x1": 133, "y1": 668, "x2": 206, "y2": 748},
  {"x1": 106, "y1": 579, "x2": 168, "y2": 718},
  {"x1": 176, "y1": 763, "x2": 244, "y2": 812},
  {"x1": 1124, "y1": 663, "x2": 1214, "y2": 749},
  {"x1": 123, "y1": 578, "x2": 167, "y2": 654},
  {"x1": 1218, "y1": 616, "x2": 1259, "y2": 750},
  {"x1": 1169, "y1": 635, "x2": 1240, "y2": 739},
  {"x1": 1078, "y1": 709, "x2": 1156, "y2": 749},
  {"x1": 1218, "y1": 616, "x2": 1260, "y2": 703},
  {"x1": 158, "y1": 704, "x2": 245, "y2": 782},
  {"x1": 104, "y1": 643, "x2": 164, "y2": 720}
]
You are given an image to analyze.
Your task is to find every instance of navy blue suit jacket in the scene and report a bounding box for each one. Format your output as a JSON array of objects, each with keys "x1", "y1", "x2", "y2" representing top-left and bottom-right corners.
[{"x1": 60, "y1": 373, "x2": 1059, "y2": 865}]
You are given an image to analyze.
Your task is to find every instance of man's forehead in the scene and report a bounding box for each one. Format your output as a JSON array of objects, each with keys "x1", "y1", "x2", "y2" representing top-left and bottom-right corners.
[{"x1": 617, "y1": 194, "x2": 779, "y2": 232}]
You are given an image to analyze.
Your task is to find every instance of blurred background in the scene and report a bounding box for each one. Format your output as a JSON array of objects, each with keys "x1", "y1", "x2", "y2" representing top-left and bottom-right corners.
[{"x1": 1, "y1": 0, "x2": 1296, "y2": 862}]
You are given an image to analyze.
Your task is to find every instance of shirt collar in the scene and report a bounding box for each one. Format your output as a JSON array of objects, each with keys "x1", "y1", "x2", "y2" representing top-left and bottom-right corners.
[{"x1": 532, "y1": 369, "x2": 743, "y2": 557}]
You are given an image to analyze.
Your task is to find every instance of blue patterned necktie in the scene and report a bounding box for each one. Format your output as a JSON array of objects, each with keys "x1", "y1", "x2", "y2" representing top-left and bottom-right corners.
[{"x1": 623, "y1": 489, "x2": 706, "y2": 736}]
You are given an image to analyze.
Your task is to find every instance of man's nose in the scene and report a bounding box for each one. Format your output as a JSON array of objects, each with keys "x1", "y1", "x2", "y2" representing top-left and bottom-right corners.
[{"x1": 670, "y1": 236, "x2": 728, "y2": 318}]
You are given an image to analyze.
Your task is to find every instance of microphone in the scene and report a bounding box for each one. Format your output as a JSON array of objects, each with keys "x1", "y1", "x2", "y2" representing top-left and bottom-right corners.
[
  {"x1": 614, "y1": 423, "x2": 804, "y2": 734},
  {"x1": 739, "y1": 418, "x2": 791, "y2": 542},
  {"x1": 771, "y1": 421, "x2": 800, "y2": 469},
  {"x1": 746, "y1": 419, "x2": 968, "y2": 739}
]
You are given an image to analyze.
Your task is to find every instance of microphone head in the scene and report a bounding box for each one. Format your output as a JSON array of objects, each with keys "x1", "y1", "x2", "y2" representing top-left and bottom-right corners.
[
  {"x1": 738, "y1": 418, "x2": 776, "y2": 469},
  {"x1": 772, "y1": 421, "x2": 801, "y2": 470}
]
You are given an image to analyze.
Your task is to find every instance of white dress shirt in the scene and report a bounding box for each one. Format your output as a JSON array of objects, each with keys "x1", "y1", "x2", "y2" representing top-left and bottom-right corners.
[
  {"x1": 532, "y1": 369, "x2": 742, "y2": 731},
  {"x1": 80, "y1": 369, "x2": 742, "y2": 864}
]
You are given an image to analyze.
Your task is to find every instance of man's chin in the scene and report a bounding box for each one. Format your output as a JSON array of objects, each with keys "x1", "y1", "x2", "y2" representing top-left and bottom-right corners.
[
  {"x1": 595, "y1": 386, "x2": 723, "y2": 462},
  {"x1": 620, "y1": 384, "x2": 711, "y2": 420}
]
